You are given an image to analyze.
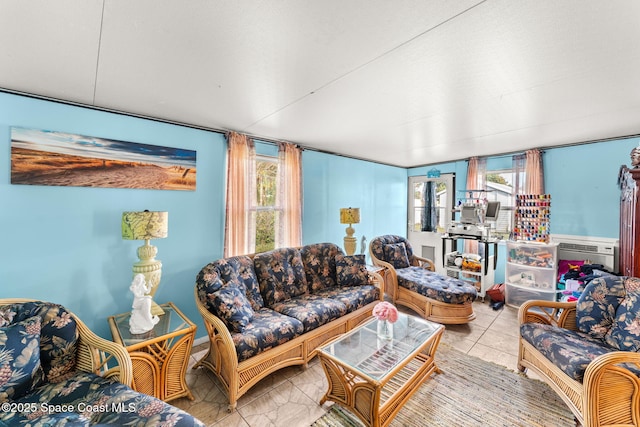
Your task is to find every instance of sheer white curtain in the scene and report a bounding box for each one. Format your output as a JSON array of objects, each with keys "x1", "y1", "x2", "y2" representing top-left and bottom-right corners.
[
  {"x1": 465, "y1": 157, "x2": 486, "y2": 253},
  {"x1": 276, "y1": 142, "x2": 303, "y2": 248},
  {"x1": 223, "y1": 132, "x2": 255, "y2": 257},
  {"x1": 513, "y1": 149, "x2": 545, "y2": 195}
]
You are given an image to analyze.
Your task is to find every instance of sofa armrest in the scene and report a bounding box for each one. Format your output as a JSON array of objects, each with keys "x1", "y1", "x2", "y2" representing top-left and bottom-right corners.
[
  {"x1": 367, "y1": 270, "x2": 385, "y2": 301},
  {"x1": 74, "y1": 313, "x2": 134, "y2": 386},
  {"x1": 193, "y1": 288, "x2": 239, "y2": 378},
  {"x1": 412, "y1": 255, "x2": 435, "y2": 271},
  {"x1": 518, "y1": 299, "x2": 578, "y2": 331},
  {"x1": 582, "y1": 351, "x2": 640, "y2": 427}
]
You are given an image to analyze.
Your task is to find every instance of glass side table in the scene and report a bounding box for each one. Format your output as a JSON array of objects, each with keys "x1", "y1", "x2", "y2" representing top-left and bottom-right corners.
[{"x1": 108, "y1": 302, "x2": 196, "y2": 402}]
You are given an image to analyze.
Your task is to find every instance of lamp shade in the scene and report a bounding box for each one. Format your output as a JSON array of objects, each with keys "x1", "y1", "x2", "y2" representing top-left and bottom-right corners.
[
  {"x1": 122, "y1": 211, "x2": 168, "y2": 240},
  {"x1": 340, "y1": 208, "x2": 360, "y2": 225}
]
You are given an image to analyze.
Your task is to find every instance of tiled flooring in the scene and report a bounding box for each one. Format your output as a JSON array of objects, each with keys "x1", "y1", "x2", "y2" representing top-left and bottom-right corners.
[{"x1": 173, "y1": 300, "x2": 534, "y2": 427}]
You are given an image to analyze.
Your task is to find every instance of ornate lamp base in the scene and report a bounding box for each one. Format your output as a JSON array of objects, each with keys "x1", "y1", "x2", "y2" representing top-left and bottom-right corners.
[
  {"x1": 133, "y1": 241, "x2": 165, "y2": 316},
  {"x1": 344, "y1": 225, "x2": 357, "y2": 256}
]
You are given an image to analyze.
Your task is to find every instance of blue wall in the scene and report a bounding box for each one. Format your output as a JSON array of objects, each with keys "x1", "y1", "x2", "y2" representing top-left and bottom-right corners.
[
  {"x1": 407, "y1": 138, "x2": 639, "y2": 284},
  {"x1": 0, "y1": 92, "x2": 227, "y2": 339},
  {"x1": 303, "y1": 151, "x2": 407, "y2": 263},
  {"x1": 0, "y1": 92, "x2": 407, "y2": 339}
]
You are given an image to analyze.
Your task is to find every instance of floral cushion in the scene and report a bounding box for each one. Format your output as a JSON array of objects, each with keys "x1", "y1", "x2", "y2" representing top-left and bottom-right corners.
[
  {"x1": 195, "y1": 266, "x2": 225, "y2": 312},
  {"x1": 271, "y1": 294, "x2": 348, "y2": 333},
  {"x1": 0, "y1": 302, "x2": 79, "y2": 385},
  {"x1": 335, "y1": 254, "x2": 369, "y2": 286},
  {"x1": 196, "y1": 256, "x2": 264, "y2": 310},
  {"x1": 396, "y1": 267, "x2": 477, "y2": 304},
  {"x1": 383, "y1": 243, "x2": 411, "y2": 268},
  {"x1": 605, "y1": 277, "x2": 640, "y2": 351},
  {"x1": 314, "y1": 285, "x2": 380, "y2": 312},
  {"x1": 0, "y1": 316, "x2": 44, "y2": 403},
  {"x1": 230, "y1": 308, "x2": 304, "y2": 362},
  {"x1": 211, "y1": 286, "x2": 254, "y2": 333},
  {"x1": 520, "y1": 322, "x2": 616, "y2": 382},
  {"x1": 576, "y1": 275, "x2": 626, "y2": 339},
  {"x1": 0, "y1": 371, "x2": 203, "y2": 426},
  {"x1": 254, "y1": 248, "x2": 308, "y2": 307},
  {"x1": 301, "y1": 243, "x2": 342, "y2": 293},
  {"x1": 370, "y1": 235, "x2": 415, "y2": 265}
]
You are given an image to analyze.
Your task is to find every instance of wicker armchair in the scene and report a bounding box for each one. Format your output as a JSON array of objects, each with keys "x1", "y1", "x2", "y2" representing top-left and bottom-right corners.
[
  {"x1": 370, "y1": 235, "x2": 477, "y2": 324},
  {"x1": 0, "y1": 298, "x2": 132, "y2": 385},
  {"x1": 0, "y1": 298, "x2": 204, "y2": 426},
  {"x1": 518, "y1": 283, "x2": 640, "y2": 427}
]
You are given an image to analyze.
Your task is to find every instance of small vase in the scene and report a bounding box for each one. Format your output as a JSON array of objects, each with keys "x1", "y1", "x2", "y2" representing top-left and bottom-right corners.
[{"x1": 377, "y1": 319, "x2": 393, "y2": 341}]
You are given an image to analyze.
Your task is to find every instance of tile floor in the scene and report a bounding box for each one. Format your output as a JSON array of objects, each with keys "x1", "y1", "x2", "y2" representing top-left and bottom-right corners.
[{"x1": 172, "y1": 300, "x2": 536, "y2": 427}]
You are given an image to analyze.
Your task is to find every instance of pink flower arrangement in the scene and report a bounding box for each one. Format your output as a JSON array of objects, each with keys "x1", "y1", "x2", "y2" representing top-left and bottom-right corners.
[{"x1": 372, "y1": 301, "x2": 398, "y2": 323}]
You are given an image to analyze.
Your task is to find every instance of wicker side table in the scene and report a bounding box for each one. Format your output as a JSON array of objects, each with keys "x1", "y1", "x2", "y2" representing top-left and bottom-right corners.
[{"x1": 108, "y1": 302, "x2": 196, "y2": 402}]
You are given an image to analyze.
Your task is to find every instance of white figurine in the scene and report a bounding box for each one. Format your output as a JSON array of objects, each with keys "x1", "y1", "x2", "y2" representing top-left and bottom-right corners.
[{"x1": 129, "y1": 274, "x2": 159, "y2": 334}]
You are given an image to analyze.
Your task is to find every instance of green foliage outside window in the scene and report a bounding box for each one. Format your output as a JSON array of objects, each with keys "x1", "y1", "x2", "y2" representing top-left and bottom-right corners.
[{"x1": 255, "y1": 158, "x2": 278, "y2": 253}]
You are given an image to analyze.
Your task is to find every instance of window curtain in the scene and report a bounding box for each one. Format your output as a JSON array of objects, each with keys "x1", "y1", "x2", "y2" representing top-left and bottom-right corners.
[
  {"x1": 421, "y1": 181, "x2": 437, "y2": 232},
  {"x1": 513, "y1": 149, "x2": 544, "y2": 195},
  {"x1": 223, "y1": 132, "x2": 255, "y2": 257},
  {"x1": 277, "y1": 142, "x2": 303, "y2": 247},
  {"x1": 465, "y1": 157, "x2": 486, "y2": 253}
]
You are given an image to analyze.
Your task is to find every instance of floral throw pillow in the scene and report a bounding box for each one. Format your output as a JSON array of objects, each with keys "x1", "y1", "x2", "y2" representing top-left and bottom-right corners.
[
  {"x1": 335, "y1": 254, "x2": 368, "y2": 286},
  {"x1": 576, "y1": 275, "x2": 626, "y2": 339},
  {"x1": 383, "y1": 243, "x2": 410, "y2": 269},
  {"x1": 0, "y1": 315, "x2": 44, "y2": 403},
  {"x1": 604, "y1": 277, "x2": 640, "y2": 351},
  {"x1": 212, "y1": 286, "x2": 255, "y2": 333}
]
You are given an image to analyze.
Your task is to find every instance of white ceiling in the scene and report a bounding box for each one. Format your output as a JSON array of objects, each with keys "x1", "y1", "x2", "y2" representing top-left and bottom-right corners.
[{"x1": 1, "y1": 0, "x2": 640, "y2": 167}]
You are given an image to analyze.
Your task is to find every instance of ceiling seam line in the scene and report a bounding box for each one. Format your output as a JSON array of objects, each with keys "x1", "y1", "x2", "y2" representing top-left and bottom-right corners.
[
  {"x1": 0, "y1": 87, "x2": 403, "y2": 169},
  {"x1": 92, "y1": 0, "x2": 107, "y2": 105},
  {"x1": 245, "y1": 0, "x2": 490, "y2": 130}
]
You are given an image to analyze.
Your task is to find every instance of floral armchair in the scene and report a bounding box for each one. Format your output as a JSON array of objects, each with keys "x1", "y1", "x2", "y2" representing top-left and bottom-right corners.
[
  {"x1": 518, "y1": 275, "x2": 640, "y2": 427},
  {"x1": 0, "y1": 299, "x2": 203, "y2": 426},
  {"x1": 370, "y1": 235, "x2": 477, "y2": 324}
]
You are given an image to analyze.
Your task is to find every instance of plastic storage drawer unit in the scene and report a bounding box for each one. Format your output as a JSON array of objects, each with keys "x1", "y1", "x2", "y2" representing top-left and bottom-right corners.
[
  {"x1": 505, "y1": 264, "x2": 557, "y2": 290},
  {"x1": 505, "y1": 282, "x2": 558, "y2": 308}
]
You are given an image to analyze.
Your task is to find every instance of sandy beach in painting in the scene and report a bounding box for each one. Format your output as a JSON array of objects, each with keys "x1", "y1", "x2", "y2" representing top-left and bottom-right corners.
[{"x1": 11, "y1": 147, "x2": 196, "y2": 191}]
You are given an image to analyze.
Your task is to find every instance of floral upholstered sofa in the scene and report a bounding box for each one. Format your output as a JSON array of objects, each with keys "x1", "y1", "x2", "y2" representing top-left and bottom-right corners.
[
  {"x1": 518, "y1": 274, "x2": 640, "y2": 427},
  {"x1": 370, "y1": 235, "x2": 477, "y2": 324},
  {"x1": 0, "y1": 299, "x2": 203, "y2": 426},
  {"x1": 194, "y1": 242, "x2": 383, "y2": 411}
]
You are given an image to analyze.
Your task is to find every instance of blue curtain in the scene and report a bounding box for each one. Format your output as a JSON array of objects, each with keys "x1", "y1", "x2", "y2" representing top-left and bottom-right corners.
[{"x1": 421, "y1": 181, "x2": 437, "y2": 232}]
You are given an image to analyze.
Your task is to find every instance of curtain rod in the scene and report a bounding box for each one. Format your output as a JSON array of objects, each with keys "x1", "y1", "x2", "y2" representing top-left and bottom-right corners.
[
  {"x1": 4, "y1": 88, "x2": 638, "y2": 169},
  {"x1": 414, "y1": 134, "x2": 640, "y2": 168}
]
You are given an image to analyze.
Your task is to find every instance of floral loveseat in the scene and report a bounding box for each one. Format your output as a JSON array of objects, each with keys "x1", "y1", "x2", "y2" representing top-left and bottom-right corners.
[
  {"x1": 194, "y1": 243, "x2": 383, "y2": 411},
  {"x1": 370, "y1": 235, "x2": 477, "y2": 324},
  {"x1": 0, "y1": 299, "x2": 203, "y2": 426},
  {"x1": 518, "y1": 275, "x2": 640, "y2": 427}
]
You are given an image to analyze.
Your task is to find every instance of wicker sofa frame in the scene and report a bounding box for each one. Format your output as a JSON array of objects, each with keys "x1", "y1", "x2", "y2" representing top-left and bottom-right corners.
[
  {"x1": 193, "y1": 249, "x2": 384, "y2": 412},
  {"x1": 518, "y1": 299, "x2": 640, "y2": 427},
  {"x1": 369, "y1": 235, "x2": 476, "y2": 324}
]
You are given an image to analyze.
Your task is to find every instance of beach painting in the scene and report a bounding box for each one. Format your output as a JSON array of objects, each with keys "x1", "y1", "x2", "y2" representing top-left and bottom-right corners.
[{"x1": 10, "y1": 127, "x2": 196, "y2": 191}]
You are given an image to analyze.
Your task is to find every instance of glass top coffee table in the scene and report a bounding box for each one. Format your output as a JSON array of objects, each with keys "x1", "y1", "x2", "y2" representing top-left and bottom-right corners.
[{"x1": 318, "y1": 312, "x2": 444, "y2": 427}]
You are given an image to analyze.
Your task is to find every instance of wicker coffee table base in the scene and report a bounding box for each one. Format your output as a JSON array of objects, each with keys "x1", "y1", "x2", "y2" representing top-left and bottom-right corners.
[{"x1": 319, "y1": 328, "x2": 443, "y2": 427}]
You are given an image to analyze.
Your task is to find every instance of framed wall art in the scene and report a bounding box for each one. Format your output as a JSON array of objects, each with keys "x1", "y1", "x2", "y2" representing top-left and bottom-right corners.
[{"x1": 10, "y1": 127, "x2": 196, "y2": 191}]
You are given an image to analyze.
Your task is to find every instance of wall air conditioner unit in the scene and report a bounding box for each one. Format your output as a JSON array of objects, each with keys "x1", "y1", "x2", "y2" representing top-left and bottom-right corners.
[{"x1": 550, "y1": 234, "x2": 619, "y2": 273}]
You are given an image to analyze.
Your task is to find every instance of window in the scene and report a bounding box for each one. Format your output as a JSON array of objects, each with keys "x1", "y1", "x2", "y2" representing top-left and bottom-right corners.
[
  {"x1": 254, "y1": 155, "x2": 280, "y2": 253},
  {"x1": 485, "y1": 169, "x2": 515, "y2": 238}
]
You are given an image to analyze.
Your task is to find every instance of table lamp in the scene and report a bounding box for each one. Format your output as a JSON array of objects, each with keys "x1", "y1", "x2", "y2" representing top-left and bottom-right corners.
[
  {"x1": 340, "y1": 207, "x2": 360, "y2": 255},
  {"x1": 122, "y1": 210, "x2": 168, "y2": 316}
]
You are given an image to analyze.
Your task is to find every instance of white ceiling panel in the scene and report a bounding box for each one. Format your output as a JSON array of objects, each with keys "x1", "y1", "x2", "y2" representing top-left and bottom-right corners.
[
  {"x1": 0, "y1": 0, "x2": 639, "y2": 167},
  {"x1": 0, "y1": 0, "x2": 104, "y2": 104}
]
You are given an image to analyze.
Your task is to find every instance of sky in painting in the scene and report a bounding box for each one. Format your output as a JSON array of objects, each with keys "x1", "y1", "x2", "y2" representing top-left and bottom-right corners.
[{"x1": 11, "y1": 127, "x2": 196, "y2": 168}]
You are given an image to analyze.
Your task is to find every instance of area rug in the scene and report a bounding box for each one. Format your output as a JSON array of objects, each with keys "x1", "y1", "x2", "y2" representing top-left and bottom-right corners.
[{"x1": 311, "y1": 345, "x2": 575, "y2": 427}]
